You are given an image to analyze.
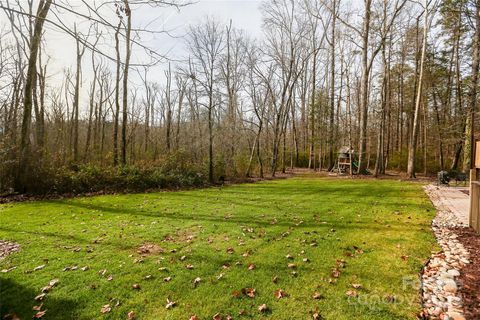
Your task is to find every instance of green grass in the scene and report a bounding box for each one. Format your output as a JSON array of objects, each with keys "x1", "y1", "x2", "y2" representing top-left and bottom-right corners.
[{"x1": 0, "y1": 176, "x2": 436, "y2": 320}]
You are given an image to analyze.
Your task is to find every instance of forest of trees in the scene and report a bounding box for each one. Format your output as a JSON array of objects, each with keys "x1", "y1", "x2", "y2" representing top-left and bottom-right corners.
[{"x1": 0, "y1": 0, "x2": 479, "y2": 194}]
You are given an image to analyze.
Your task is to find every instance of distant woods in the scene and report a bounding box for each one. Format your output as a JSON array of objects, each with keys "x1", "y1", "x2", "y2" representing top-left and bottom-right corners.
[{"x1": 0, "y1": 0, "x2": 479, "y2": 194}]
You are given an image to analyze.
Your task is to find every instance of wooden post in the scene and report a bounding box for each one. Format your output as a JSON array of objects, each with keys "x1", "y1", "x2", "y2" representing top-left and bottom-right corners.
[{"x1": 470, "y1": 169, "x2": 479, "y2": 232}]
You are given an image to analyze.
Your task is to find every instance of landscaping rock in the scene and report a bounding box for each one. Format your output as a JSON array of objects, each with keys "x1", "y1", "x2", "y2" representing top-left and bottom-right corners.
[{"x1": 421, "y1": 186, "x2": 470, "y2": 320}]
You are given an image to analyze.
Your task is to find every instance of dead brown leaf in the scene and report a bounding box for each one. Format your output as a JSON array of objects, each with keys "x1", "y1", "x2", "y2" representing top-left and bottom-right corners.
[
  {"x1": 32, "y1": 303, "x2": 43, "y2": 311},
  {"x1": 33, "y1": 310, "x2": 47, "y2": 319},
  {"x1": 127, "y1": 310, "x2": 136, "y2": 319},
  {"x1": 242, "y1": 287, "x2": 256, "y2": 298},
  {"x1": 34, "y1": 293, "x2": 46, "y2": 301},
  {"x1": 258, "y1": 304, "x2": 268, "y2": 313},
  {"x1": 312, "y1": 292, "x2": 323, "y2": 300},
  {"x1": 346, "y1": 290, "x2": 358, "y2": 297},
  {"x1": 165, "y1": 298, "x2": 176, "y2": 309},
  {"x1": 232, "y1": 290, "x2": 241, "y2": 298},
  {"x1": 331, "y1": 268, "x2": 341, "y2": 278},
  {"x1": 33, "y1": 265, "x2": 45, "y2": 272},
  {"x1": 101, "y1": 304, "x2": 111, "y2": 314},
  {"x1": 274, "y1": 289, "x2": 288, "y2": 299}
]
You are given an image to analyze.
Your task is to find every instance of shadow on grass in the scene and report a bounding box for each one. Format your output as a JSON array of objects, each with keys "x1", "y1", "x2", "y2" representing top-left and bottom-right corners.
[{"x1": 0, "y1": 278, "x2": 80, "y2": 319}]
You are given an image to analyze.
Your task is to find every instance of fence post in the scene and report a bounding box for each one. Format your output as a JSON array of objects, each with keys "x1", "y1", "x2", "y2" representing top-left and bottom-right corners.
[{"x1": 470, "y1": 169, "x2": 479, "y2": 232}]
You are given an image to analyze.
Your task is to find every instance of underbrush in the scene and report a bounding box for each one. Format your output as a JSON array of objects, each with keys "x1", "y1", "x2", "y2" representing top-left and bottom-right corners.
[{"x1": 1, "y1": 152, "x2": 206, "y2": 195}]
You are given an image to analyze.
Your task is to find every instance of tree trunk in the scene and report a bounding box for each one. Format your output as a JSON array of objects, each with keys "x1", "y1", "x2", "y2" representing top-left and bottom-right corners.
[
  {"x1": 121, "y1": 0, "x2": 132, "y2": 166},
  {"x1": 15, "y1": 0, "x2": 52, "y2": 192},
  {"x1": 407, "y1": 0, "x2": 428, "y2": 178}
]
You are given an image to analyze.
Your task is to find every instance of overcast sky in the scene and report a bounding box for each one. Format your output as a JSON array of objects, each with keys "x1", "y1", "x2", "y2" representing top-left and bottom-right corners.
[
  {"x1": 0, "y1": 0, "x2": 265, "y2": 110},
  {"x1": 37, "y1": 0, "x2": 263, "y2": 87}
]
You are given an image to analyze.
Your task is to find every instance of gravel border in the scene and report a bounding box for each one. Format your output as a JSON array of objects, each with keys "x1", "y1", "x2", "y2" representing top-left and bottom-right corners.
[{"x1": 422, "y1": 185, "x2": 469, "y2": 320}]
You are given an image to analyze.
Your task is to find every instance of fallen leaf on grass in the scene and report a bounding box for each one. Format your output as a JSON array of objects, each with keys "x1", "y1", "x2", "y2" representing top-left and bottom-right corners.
[
  {"x1": 226, "y1": 247, "x2": 235, "y2": 254},
  {"x1": 331, "y1": 268, "x2": 341, "y2": 278},
  {"x1": 351, "y1": 283, "x2": 362, "y2": 289},
  {"x1": 274, "y1": 289, "x2": 288, "y2": 299},
  {"x1": 401, "y1": 255, "x2": 409, "y2": 261},
  {"x1": 98, "y1": 269, "x2": 107, "y2": 276},
  {"x1": 346, "y1": 290, "x2": 358, "y2": 297},
  {"x1": 248, "y1": 263, "x2": 256, "y2": 270},
  {"x1": 287, "y1": 263, "x2": 296, "y2": 269},
  {"x1": 185, "y1": 264, "x2": 194, "y2": 270},
  {"x1": 336, "y1": 259, "x2": 346, "y2": 268},
  {"x1": 33, "y1": 310, "x2": 47, "y2": 318},
  {"x1": 107, "y1": 275, "x2": 113, "y2": 281},
  {"x1": 312, "y1": 292, "x2": 323, "y2": 300},
  {"x1": 213, "y1": 313, "x2": 222, "y2": 320},
  {"x1": 272, "y1": 275, "x2": 279, "y2": 283},
  {"x1": 127, "y1": 311, "x2": 136, "y2": 319},
  {"x1": 189, "y1": 315, "x2": 199, "y2": 320},
  {"x1": 81, "y1": 266, "x2": 89, "y2": 271},
  {"x1": 1, "y1": 266, "x2": 17, "y2": 273},
  {"x1": 34, "y1": 293, "x2": 46, "y2": 301},
  {"x1": 242, "y1": 287, "x2": 256, "y2": 298},
  {"x1": 132, "y1": 284, "x2": 141, "y2": 290},
  {"x1": 258, "y1": 304, "x2": 268, "y2": 313},
  {"x1": 100, "y1": 304, "x2": 111, "y2": 314},
  {"x1": 193, "y1": 277, "x2": 201, "y2": 287},
  {"x1": 232, "y1": 290, "x2": 242, "y2": 298},
  {"x1": 285, "y1": 254, "x2": 293, "y2": 260},
  {"x1": 165, "y1": 298, "x2": 176, "y2": 309},
  {"x1": 384, "y1": 295, "x2": 396, "y2": 303},
  {"x1": 41, "y1": 285, "x2": 52, "y2": 293},
  {"x1": 48, "y1": 279, "x2": 59, "y2": 287},
  {"x1": 33, "y1": 265, "x2": 45, "y2": 271},
  {"x1": 32, "y1": 303, "x2": 43, "y2": 311}
]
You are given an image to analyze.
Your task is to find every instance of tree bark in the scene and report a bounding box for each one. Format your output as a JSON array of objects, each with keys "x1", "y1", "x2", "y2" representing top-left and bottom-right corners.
[{"x1": 15, "y1": 0, "x2": 52, "y2": 192}]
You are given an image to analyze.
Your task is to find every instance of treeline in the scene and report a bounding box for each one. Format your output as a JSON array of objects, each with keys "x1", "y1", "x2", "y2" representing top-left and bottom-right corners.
[{"x1": 0, "y1": 0, "x2": 479, "y2": 194}]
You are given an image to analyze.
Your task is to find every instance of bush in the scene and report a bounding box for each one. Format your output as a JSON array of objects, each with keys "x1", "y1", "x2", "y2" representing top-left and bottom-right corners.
[{"x1": 48, "y1": 164, "x2": 205, "y2": 195}]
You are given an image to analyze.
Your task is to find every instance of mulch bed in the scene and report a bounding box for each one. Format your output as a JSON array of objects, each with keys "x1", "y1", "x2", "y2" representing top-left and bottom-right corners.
[{"x1": 454, "y1": 227, "x2": 480, "y2": 319}]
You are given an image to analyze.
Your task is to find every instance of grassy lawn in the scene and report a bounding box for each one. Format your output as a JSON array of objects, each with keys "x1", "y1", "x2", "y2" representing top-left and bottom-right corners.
[{"x1": 0, "y1": 176, "x2": 436, "y2": 320}]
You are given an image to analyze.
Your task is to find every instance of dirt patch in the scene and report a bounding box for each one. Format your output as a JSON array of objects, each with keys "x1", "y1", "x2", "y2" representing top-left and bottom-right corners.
[
  {"x1": 0, "y1": 240, "x2": 20, "y2": 259},
  {"x1": 454, "y1": 227, "x2": 480, "y2": 320},
  {"x1": 137, "y1": 243, "x2": 165, "y2": 256}
]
